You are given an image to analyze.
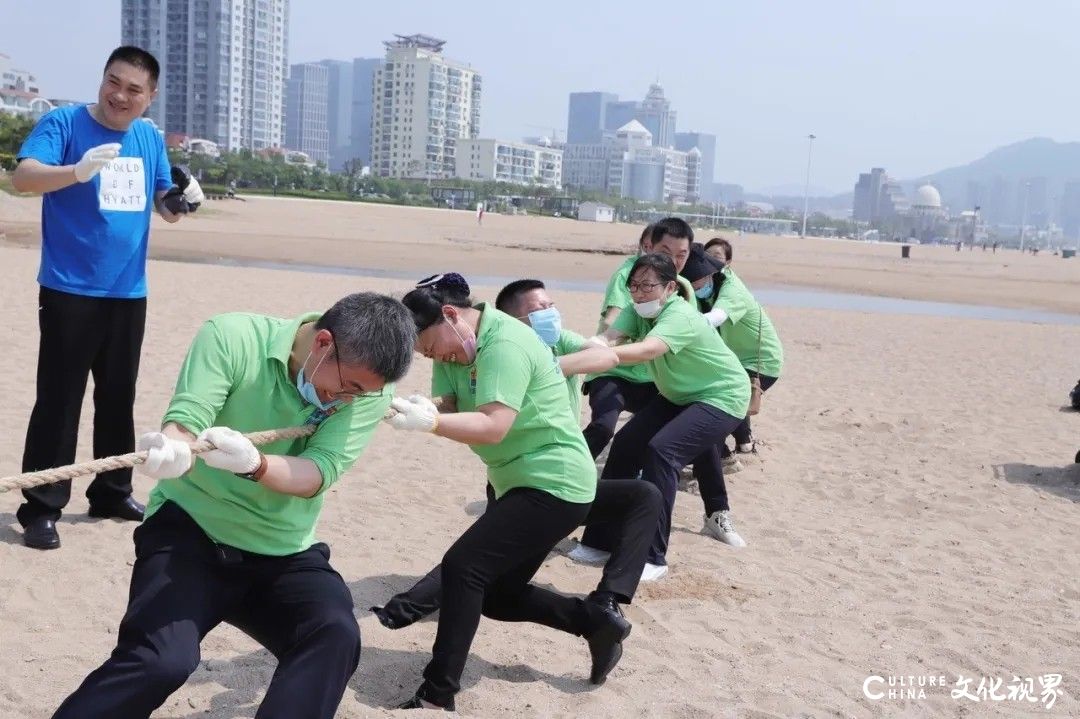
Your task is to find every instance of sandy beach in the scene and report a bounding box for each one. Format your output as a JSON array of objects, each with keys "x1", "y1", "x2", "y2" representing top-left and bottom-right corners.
[{"x1": 0, "y1": 194, "x2": 1078, "y2": 718}]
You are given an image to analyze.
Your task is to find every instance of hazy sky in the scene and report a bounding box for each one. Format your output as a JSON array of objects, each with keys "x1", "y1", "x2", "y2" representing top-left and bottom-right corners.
[{"x1": 2, "y1": 0, "x2": 1076, "y2": 193}]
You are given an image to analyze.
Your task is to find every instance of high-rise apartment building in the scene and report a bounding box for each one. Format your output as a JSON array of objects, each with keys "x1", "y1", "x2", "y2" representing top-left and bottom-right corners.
[
  {"x1": 285, "y1": 62, "x2": 329, "y2": 165},
  {"x1": 315, "y1": 59, "x2": 352, "y2": 171},
  {"x1": 121, "y1": 0, "x2": 289, "y2": 151},
  {"x1": 370, "y1": 34, "x2": 481, "y2": 179},
  {"x1": 350, "y1": 58, "x2": 382, "y2": 169},
  {"x1": 675, "y1": 131, "x2": 716, "y2": 193}
]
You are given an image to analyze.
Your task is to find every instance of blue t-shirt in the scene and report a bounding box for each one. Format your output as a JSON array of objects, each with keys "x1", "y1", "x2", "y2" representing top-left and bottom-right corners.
[{"x1": 17, "y1": 105, "x2": 173, "y2": 298}]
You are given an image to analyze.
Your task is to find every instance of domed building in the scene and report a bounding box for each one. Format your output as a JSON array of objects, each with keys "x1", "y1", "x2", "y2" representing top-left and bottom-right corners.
[{"x1": 907, "y1": 183, "x2": 948, "y2": 242}]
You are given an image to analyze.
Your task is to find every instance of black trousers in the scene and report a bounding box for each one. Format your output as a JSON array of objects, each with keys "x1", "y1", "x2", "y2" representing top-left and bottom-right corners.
[
  {"x1": 597, "y1": 398, "x2": 744, "y2": 565},
  {"x1": 378, "y1": 479, "x2": 661, "y2": 629},
  {"x1": 52, "y1": 502, "x2": 361, "y2": 719},
  {"x1": 581, "y1": 376, "x2": 660, "y2": 458},
  {"x1": 18, "y1": 286, "x2": 146, "y2": 525},
  {"x1": 417, "y1": 488, "x2": 595, "y2": 706},
  {"x1": 723, "y1": 372, "x2": 779, "y2": 455}
]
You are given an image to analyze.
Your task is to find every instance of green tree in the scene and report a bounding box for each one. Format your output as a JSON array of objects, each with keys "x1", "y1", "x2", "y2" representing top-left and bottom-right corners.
[{"x1": 0, "y1": 113, "x2": 36, "y2": 165}]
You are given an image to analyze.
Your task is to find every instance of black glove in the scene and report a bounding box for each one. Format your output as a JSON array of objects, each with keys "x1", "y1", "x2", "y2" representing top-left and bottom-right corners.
[
  {"x1": 160, "y1": 186, "x2": 191, "y2": 214},
  {"x1": 162, "y1": 164, "x2": 204, "y2": 214},
  {"x1": 171, "y1": 164, "x2": 194, "y2": 191}
]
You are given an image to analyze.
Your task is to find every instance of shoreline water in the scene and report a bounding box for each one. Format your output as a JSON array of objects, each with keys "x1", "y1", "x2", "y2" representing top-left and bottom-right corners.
[{"x1": 151, "y1": 252, "x2": 1080, "y2": 327}]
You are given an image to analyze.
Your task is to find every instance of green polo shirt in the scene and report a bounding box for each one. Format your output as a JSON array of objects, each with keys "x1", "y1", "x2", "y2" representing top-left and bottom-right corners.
[
  {"x1": 145, "y1": 312, "x2": 393, "y2": 556},
  {"x1": 705, "y1": 269, "x2": 784, "y2": 377},
  {"x1": 553, "y1": 329, "x2": 588, "y2": 422},
  {"x1": 613, "y1": 295, "x2": 750, "y2": 418},
  {"x1": 432, "y1": 304, "x2": 595, "y2": 504},
  {"x1": 589, "y1": 255, "x2": 695, "y2": 385}
]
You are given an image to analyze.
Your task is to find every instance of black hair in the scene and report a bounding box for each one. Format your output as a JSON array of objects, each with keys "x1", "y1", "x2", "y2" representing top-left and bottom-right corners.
[
  {"x1": 650, "y1": 217, "x2": 694, "y2": 246},
  {"x1": 315, "y1": 292, "x2": 415, "y2": 382},
  {"x1": 637, "y1": 223, "x2": 656, "y2": 250},
  {"x1": 705, "y1": 237, "x2": 733, "y2": 262},
  {"x1": 495, "y1": 278, "x2": 545, "y2": 315},
  {"x1": 627, "y1": 253, "x2": 679, "y2": 290},
  {"x1": 104, "y1": 46, "x2": 161, "y2": 87},
  {"x1": 401, "y1": 273, "x2": 474, "y2": 332}
]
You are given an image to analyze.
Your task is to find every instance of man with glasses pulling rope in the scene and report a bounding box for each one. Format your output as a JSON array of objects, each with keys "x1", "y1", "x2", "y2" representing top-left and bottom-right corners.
[{"x1": 49, "y1": 293, "x2": 415, "y2": 719}]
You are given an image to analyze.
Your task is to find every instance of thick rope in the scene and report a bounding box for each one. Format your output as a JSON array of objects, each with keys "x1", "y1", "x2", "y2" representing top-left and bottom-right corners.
[{"x1": 0, "y1": 425, "x2": 316, "y2": 493}]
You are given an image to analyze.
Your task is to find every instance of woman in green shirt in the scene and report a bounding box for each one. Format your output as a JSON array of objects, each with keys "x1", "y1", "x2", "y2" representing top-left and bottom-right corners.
[
  {"x1": 590, "y1": 254, "x2": 751, "y2": 572},
  {"x1": 385, "y1": 273, "x2": 631, "y2": 711},
  {"x1": 684, "y1": 242, "x2": 784, "y2": 455}
]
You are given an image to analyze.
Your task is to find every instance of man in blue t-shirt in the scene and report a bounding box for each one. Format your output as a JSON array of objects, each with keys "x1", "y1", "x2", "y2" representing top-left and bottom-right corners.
[{"x1": 12, "y1": 46, "x2": 202, "y2": 550}]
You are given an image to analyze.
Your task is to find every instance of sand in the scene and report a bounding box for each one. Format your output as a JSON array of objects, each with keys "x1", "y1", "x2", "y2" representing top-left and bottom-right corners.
[{"x1": 0, "y1": 195, "x2": 1078, "y2": 718}]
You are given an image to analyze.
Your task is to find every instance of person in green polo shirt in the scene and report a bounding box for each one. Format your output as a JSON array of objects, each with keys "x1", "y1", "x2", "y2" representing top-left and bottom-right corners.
[
  {"x1": 383, "y1": 273, "x2": 632, "y2": 711},
  {"x1": 587, "y1": 253, "x2": 752, "y2": 573},
  {"x1": 50, "y1": 293, "x2": 416, "y2": 719},
  {"x1": 685, "y1": 241, "x2": 784, "y2": 456},
  {"x1": 582, "y1": 219, "x2": 696, "y2": 459},
  {"x1": 370, "y1": 278, "x2": 663, "y2": 640}
]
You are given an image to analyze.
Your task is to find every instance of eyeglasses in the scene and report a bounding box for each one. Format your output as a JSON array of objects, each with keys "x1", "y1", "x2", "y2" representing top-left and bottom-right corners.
[
  {"x1": 331, "y1": 340, "x2": 385, "y2": 399},
  {"x1": 628, "y1": 282, "x2": 664, "y2": 293}
]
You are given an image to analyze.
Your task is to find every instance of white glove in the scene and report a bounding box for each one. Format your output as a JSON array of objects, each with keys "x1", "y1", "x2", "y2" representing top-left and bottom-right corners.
[
  {"x1": 703, "y1": 307, "x2": 729, "y2": 328},
  {"x1": 137, "y1": 431, "x2": 193, "y2": 480},
  {"x1": 385, "y1": 396, "x2": 440, "y2": 433},
  {"x1": 406, "y1": 394, "x2": 439, "y2": 414},
  {"x1": 182, "y1": 175, "x2": 205, "y2": 206},
  {"x1": 74, "y1": 142, "x2": 122, "y2": 182},
  {"x1": 586, "y1": 335, "x2": 611, "y2": 348},
  {"x1": 196, "y1": 427, "x2": 262, "y2": 474}
]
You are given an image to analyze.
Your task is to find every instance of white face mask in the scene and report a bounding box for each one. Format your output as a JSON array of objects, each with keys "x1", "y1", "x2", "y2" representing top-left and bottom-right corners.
[{"x1": 633, "y1": 298, "x2": 663, "y2": 319}]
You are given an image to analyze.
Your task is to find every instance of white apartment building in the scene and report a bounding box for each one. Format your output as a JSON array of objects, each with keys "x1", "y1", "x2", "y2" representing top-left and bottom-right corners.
[
  {"x1": 121, "y1": 0, "x2": 289, "y2": 151},
  {"x1": 285, "y1": 62, "x2": 329, "y2": 165},
  {"x1": 0, "y1": 53, "x2": 41, "y2": 94},
  {"x1": 370, "y1": 34, "x2": 481, "y2": 179},
  {"x1": 455, "y1": 139, "x2": 562, "y2": 188}
]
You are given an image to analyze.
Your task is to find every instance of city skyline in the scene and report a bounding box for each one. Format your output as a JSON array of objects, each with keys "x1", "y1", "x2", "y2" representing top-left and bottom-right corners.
[{"x1": 2, "y1": 0, "x2": 1079, "y2": 192}]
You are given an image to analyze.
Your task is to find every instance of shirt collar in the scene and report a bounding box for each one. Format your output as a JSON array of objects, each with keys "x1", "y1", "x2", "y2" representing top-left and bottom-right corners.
[{"x1": 269, "y1": 311, "x2": 324, "y2": 371}]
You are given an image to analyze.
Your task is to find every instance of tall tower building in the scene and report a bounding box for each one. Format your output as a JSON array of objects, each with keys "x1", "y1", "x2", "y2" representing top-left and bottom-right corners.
[
  {"x1": 370, "y1": 34, "x2": 481, "y2": 179},
  {"x1": 121, "y1": 0, "x2": 289, "y2": 151},
  {"x1": 286, "y1": 62, "x2": 329, "y2": 165},
  {"x1": 350, "y1": 58, "x2": 382, "y2": 169}
]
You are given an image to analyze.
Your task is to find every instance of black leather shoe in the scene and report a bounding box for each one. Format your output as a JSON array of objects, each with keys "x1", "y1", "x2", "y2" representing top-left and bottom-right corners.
[
  {"x1": 88, "y1": 496, "x2": 145, "y2": 522},
  {"x1": 23, "y1": 517, "x2": 60, "y2": 550},
  {"x1": 585, "y1": 592, "x2": 632, "y2": 685},
  {"x1": 397, "y1": 693, "x2": 454, "y2": 711}
]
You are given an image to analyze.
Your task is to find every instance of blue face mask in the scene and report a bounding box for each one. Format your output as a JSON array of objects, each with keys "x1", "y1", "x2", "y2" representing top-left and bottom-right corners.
[
  {"x1": 295, "y1": 350, "x2": 343, "y2": 411},
  {"x1": 528, "y1": 307, "x2": 562, "y2": 347},
  {"x1": 695, "y1": 281, "x2": 714, "y2": 299}
]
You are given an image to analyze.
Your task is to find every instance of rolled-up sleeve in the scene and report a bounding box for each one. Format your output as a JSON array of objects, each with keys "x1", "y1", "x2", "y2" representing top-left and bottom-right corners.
[
  {"x1": 162, "y1": 319, "x2": 236, "y2": 433},
  {"x1": 301, "y1": 390, "x2": 393, "y2": 495}
]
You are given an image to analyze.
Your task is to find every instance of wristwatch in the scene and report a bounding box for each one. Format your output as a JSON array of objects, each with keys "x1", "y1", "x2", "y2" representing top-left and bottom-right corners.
[{"x1": 235, "y1": 453, "x2": 269, "y2": 482}]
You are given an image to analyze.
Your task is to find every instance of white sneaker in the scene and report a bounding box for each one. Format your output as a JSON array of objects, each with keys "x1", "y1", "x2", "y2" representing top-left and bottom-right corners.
[
  {"x1": 703, "y1": 510, "x2": 747, "y2": 547},
  {"x1": 567, "y1": 542, "x2": 611, "y2": 565},
  {"x1": 640, "y1": 562, "x2": 669, "y2": 582},
  {"x1": 736, "y1": 441, "x2": 755, "y2": 454},
  {"x1": 720, "y1": 455, "x2": 744, "y2": 473}
]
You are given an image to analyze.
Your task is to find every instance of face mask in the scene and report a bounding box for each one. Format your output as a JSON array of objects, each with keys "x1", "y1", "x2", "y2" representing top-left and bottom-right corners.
[
  {"x1": 633, "y1": 298, "x2": 663, "y2": 319},
  {"x1": 295, "y1": 349, "x2": 343, "y2": 411},
  {"x1": 528, "y1": 307, "x2": 562, "y2": 346},
  {"x1": 695, "y1": 281, "x2": 714, "y2": 299},
  {"x1": 447, "y1": 316, "x2": 478, "y2": 364}
]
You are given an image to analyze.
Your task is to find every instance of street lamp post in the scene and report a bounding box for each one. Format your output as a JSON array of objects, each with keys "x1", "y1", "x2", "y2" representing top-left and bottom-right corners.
[
  {"x1": 1019, "y1": 180, "x2": 1031, "y2": 252},
  {"x1": 801, "y1": 134, "x2": 816, "y2": 238}
]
